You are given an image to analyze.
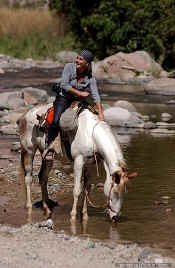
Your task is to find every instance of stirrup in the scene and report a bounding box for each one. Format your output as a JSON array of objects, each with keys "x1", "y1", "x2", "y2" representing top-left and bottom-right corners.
[
  {"x1": 44, "y1": 149, "x2": 55, "y2": 161},
  {"x1": 42, "y1": 141, "x2": 55, "y2": 159}
]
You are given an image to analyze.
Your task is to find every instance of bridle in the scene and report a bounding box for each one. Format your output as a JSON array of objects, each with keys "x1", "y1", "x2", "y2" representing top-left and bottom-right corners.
[{"x1": 105, "y1": 173, "x2": 124, "y2": 221}]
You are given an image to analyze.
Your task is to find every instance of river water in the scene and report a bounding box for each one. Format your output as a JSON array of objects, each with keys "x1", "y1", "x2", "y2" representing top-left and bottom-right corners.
[{"x1": 1, "y1": 67, "x2": 175, "y2": 258}]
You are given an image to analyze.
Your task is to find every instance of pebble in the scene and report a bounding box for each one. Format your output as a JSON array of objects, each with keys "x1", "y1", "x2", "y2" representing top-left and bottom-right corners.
[
  {"x1": 161, "y1": 196, "x2": 171, "y2": 200},
  {"x1": 38, "y1": 219, "x2": 54, "y2": 230}
]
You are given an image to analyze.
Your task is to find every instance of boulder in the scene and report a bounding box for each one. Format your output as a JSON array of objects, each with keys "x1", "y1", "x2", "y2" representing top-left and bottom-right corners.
[
  {"x1": 150, "y1": 128, "x2": 175, "y2": 136},
  {"x1": 0, "y1": 92, "x2": 22, "y2": 109},
  {"x1": 113, "y1": 100, "x2": 137, "y2": 112},
  {"x1": 144, "y1": 78, "x2": 175, "y2": 95},
  {"x1": 161, "y1": 113, "x2": 172, "y2": 122},
  {"x1": 104, "y1": 107, "x2": 144, "y2": 127},
  {"x1": 93, "y1": 51, "x2": 162, "y2": 81},
  {"x1": 0, "y1": 124, "x2": 18, "y2": 135},
  {"x1": 8, "y1": 97, "x2": 25, "y2": 109},
  {"x1": 22, "y1": 87, "x2": 49, "y2": 103}
]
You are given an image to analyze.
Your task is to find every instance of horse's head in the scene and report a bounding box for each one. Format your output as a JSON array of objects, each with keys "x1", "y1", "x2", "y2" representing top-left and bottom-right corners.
[{"x1": 106, "y1": 170, "x2": 138, "y2": 223}]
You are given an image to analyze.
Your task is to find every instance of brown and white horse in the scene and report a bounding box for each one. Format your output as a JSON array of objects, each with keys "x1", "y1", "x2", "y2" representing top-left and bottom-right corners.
[{"x1": 17, "y1": 103, "x2": 136, "y2": 222}]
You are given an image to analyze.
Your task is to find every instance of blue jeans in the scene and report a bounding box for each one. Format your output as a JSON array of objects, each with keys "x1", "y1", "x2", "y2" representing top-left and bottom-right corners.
[{"x1": 47, "y1": 95, "x2": 73, "y2": 146}]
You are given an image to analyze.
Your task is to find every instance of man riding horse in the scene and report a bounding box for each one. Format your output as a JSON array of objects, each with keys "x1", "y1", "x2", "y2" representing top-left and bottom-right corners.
[{"x1": 42, "y1": 50, "x2": 104, "y2": 160}]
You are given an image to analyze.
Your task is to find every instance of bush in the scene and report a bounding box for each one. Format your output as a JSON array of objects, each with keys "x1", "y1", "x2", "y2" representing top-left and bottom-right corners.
[
  {"x1": 49, "y1": 0, "x2": 175, "y2": 69},
  {"x1": 0, "y1": 8, "x2": 77, "y2": 59}
]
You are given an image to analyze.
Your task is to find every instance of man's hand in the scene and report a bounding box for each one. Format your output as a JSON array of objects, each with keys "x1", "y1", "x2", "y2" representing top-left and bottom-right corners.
[
  {"x1": 98, "y1": 112, "x2": 104, "y2": 121},
  {"x1": 78, "y1": 91, "x2": 89, "y2": 98},
  {"x1": 69, "y1": 88, "x2": 89, "y2": 98}
]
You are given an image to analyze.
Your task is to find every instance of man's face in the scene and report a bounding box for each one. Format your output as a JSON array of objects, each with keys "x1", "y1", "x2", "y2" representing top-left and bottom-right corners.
[{"x1": 75, "y1": 55, "x2": 87, "y2": 71}]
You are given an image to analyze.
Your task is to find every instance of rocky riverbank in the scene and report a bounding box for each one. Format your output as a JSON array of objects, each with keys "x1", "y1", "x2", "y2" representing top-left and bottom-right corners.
[
  {"x1": 0, "y1": 223, "x2": 174, "y2": 268},
  {"x1": 0, "y1": 52, "x2": 175, "y2": 267}
]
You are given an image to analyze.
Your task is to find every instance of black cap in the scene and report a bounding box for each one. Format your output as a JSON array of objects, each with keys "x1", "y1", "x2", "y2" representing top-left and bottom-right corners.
[{"x1": 79, "y1": 50, "x2": 94, "y2": 63}]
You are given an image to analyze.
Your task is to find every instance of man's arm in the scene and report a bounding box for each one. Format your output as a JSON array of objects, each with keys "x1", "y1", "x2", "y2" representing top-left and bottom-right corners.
[{"x1": 96, "y1": 102, "x2": 104, "y2": 121}]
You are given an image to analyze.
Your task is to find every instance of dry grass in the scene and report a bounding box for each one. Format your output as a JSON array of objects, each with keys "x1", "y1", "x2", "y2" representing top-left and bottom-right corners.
[{"x1": 0, "y1": 8, "x2": 58, "y2": 36}]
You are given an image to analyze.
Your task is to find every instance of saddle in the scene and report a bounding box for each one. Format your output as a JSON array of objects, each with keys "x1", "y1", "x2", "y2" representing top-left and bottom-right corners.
[{"x1": 36, "y1": 101, "x2": 98, "y2": 132}]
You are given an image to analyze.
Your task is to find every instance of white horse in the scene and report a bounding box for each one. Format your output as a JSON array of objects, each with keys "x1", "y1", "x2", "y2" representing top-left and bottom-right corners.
[{"x1": 17, "y1": 102, "x2": 136, "y2": 222}]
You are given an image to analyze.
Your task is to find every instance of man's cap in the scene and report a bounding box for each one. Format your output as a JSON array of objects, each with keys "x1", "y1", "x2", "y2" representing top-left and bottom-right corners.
[{"x1": 79, "y1": 50, "x2": 94, "y2": 63}]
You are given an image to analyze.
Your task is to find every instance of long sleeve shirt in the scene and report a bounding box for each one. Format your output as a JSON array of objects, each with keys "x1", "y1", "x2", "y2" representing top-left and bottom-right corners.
[{"x1": 59, "y1": 63, "x2": 101, "y2": 103}]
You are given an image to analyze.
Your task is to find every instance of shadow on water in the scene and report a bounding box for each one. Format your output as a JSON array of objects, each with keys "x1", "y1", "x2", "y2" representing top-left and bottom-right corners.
[{"x1": 1, "y1": 68, "x2": 175, "y2": 258}]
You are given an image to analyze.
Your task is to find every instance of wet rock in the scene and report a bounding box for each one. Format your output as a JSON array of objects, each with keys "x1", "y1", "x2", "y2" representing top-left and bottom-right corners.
[
  {"x1": 142, "y1": 115, "x2": 150, "y2": 122},
  {"x1": 0, "y1": 124, "x2": 18, "y2": 135},
  {"x1": 150, "y1": 128, "x2": 175, "y2": 136},
  {"x1": 113, "y1": 100, "x2": 137, "y2": 112},
  {"x1": 0, "y1": 68, "x2": 4, "y2": 74},
  {"x1": 104, "y1": 107, "x2": 144, "y2": 127},
  {"x1": 0, "y1": 110, "x2": 8, "y2": 117},
  {"x1": 38, "y1": 219, "x2": 54, "y2": 230},
  {"x1": 22, "y1": 87, "x2": 49, "y2": 103},
  {"x1": 161, "y1": 112, "x2": 172, "y2": 122},
  {"x1": 8, "y1": 97, "x2": 26, "y2": 109},
  {"x1": 96, "y1": 183, "x2": 104, "y2": 188},
  {"x1": 165, "y1": 208, "x2": 172, "y2": 213},
  {"x1": 0, "y1": 116, "x2": 10, "y2": 124},
  {"x1": 166, "y1": 100, "x2": 175, "y2": 105},
  {"x1": 161, "y1": 196, "x2": 171, "y2": 200},
  {"x1": 0, "y1": 105, "x2": 9, "y2": 111},
  {"x1": 22, "y1": 91, "x2": 38, "y2": 105},
  {"x1": 144, "y1": 78, "x2": 175, "y2": 95},
  {"x1": 168, "y1": 70, "x2": 175, "y2": 78},
  {"x1": 0, "y1": 91, "x2": 21, "y2": 109},
  {"x1": 143, "y1": 121, "x2": 156, "y2": 129},
  {"x1": 156, "y1": 122, "x2": 169, "y2": 129},
  {"x1": 11, "y1": 142, "x2": 21, "y2": 152},
  {"x1": 102, "y1": 103, "x2": 111, "y2": 110},
  {"x1": 156, "y1": 122, "x2": 175, "y2": 129}
]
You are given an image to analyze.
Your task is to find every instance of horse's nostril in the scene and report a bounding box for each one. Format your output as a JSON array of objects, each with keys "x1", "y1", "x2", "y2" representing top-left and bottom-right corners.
[{"x1": 112, "y1": 215, "x2": 118, "y2": 223}]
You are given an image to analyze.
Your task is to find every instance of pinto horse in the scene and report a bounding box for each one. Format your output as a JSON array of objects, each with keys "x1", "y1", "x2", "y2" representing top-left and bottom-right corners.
[{"x1": 17, "y1": 102, "x2": 136, "y2": 222}]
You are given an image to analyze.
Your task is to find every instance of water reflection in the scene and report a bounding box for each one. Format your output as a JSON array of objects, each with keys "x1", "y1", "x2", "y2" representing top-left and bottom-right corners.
[{"x1": 52, "y1": 130, "x2": 175, "y2": 258}]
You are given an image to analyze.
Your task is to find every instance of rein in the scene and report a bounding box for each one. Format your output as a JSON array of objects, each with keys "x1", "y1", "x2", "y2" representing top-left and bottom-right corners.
[
  {"x1": 104, "y1": 174, "x2": 121, "y2": 217},
  {"x1": 84, "y1": 173, "x2": 123, "y2": 219}
]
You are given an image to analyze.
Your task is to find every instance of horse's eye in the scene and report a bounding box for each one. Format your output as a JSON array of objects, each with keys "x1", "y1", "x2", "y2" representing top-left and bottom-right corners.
[{"x1": 114, "y1": 173, "x2": 120, "y2": 184}]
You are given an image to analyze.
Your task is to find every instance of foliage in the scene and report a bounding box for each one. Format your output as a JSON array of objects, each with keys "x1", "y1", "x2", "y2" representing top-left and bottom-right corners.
[
  {"x1": 49, "y1": 0, "x2": 175, "y2": 69},
  {"x1": 0, "y1": 8, "x2": 77, "y2": 59},
  {"x1": 0, "y1": 32, "x2": 76, "y2": 59}
]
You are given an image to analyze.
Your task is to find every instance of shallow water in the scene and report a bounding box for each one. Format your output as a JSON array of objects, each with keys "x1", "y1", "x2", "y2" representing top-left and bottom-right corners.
[
  {"x1": 1, "y1": 68, "x2": 175, "y2": 258},
  {"x1": 51, "y1": 131, "x2": 175, "y2": 258}
]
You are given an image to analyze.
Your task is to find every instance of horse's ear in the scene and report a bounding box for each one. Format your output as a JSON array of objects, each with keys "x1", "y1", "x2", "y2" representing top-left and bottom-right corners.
[
  {"x1": 128, "y1": 172, "x2": 138, "y2": 179},
  {"x1": 36, "y1": 114, "x2": 41, "y2": 121}
]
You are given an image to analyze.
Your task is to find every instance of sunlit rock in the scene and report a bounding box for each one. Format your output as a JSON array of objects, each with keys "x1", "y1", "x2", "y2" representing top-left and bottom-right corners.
[{"x1": 104, "y1": 107, "x2": 144, "y2": 127}]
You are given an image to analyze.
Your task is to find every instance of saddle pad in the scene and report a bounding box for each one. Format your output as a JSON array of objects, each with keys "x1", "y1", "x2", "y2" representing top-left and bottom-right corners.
[{"x1": 60, "y1": 108, "x2": 78, "y2": 131}]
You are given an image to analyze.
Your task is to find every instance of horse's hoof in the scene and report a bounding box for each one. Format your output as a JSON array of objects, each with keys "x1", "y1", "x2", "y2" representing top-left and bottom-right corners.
[
  {"x1": 33, "y1": 199, "x2": 59, "y2": 210},
  {"x1": 82, "y1": 215, "x2": 88, "y2": 221},
  {"x1": 70, "y1": 215, "x2": 76, "y2": 221}
]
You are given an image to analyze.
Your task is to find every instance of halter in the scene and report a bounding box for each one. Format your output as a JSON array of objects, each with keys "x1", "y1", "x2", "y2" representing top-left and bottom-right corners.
[
  {"x1": 83, "y1": 170, "x2": 125, "y2": 221},
  {"x1": 104, "y1": 173, "x2": 122, "y2": 220}
]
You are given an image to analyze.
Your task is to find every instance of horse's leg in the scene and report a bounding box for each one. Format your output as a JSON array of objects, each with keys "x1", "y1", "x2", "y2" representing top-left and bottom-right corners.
[
  {"x1": 71, "y1": 155, "x2": 84, "y2": 221},
  {"x1": 20, "y1": 149, "x2": 35, "y2": 223},
  {"x1": 82, "y1": 167, "x2": 89, "y2": 221},
  {"x1": 38, "y1": 158, "x2": 53, "y2": 219}
]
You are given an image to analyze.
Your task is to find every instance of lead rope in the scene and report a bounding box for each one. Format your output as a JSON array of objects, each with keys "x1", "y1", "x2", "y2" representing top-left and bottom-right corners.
[{"x1": 92, "y1": 121, "x2": 101, "y2": 177}]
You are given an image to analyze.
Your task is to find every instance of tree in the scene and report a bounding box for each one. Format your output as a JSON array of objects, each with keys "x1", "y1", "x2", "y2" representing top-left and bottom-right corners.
[{"x1": 49, "y1": 0, "x2": 175, "y2": 69}]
